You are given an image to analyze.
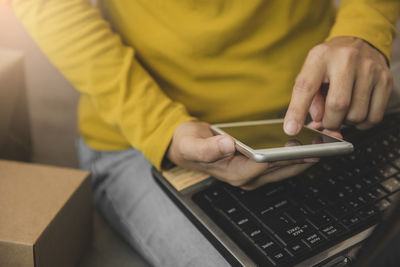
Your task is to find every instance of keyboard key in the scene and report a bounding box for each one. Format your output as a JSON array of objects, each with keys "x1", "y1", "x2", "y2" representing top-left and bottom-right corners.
[
  {"x1": 303, "y1": 232, "x2": 325, "y2": 248},
  {"x1": 216, "y1": 203, "x2": 243, "y2": 221},
  {"x1": 287, "y1": 241, "x2": 308, "y2": 256},
  {"x1": 321, "y1": 223, "x2": 345, "y2": 238},
  {"x1": 358, "y1": 206, "x2": 378, "y2": 220},
  {"x1": 304, "y1": 198, "x2": 327, "y2": 213},
  {"x1": 308, "y1": 212, "x2": 334, "y2": 229},
  {"x1": 369, "y1": 172, "x2": 384, "y2": 183},
  {"x1": 247, "y1": 228, "x2": 264, "y2": 239},
  {"x1": 347, "y1": 198, "x2": 362, "y2": 210},
  {"x1": 381, "y1": 177, "x2": 400, "y2": 192},
  {"x1": 254, "y1": 235, "x2": 279, "y2": 255},
  {"x1": 392, "y1": 158, "x2": 400, "y2": 169},
  {"x1": 326, "y1": 203, "x2": 350, "y2": 219},
  {"x1": 387, "y1": 152, "x2": 397, "y2": 160},
  {"x1": 205, "y1": 187, "x2": 227, "y2": 202},
  {"x1": 261, "y1": 184, "x2": 286, "y2": 199},
  {"x1": 368, "y1": 186, "x2": 388, "y2": 199},
  {"x1": 258, "y1": 199, "x2": 290, "y2": 217},
  {"x1": 242, "y1": 222, "x2": 264, "y2": 239},
  {"x1": 361, "y1": 176, "x2": 375, "y2": 187},
  {"x1": 388, "y1": 191, "x2": 400, "y2": 202},
  {"x1": 378, "y1": 165, "x2": 398, "y2": 179},
  {"x1": 285, "y1": 206, "x2": 309, "y2": 222},
  {"x1": 270, "y1": 249, "x2": 291, "y2": 265},
  {"x1": 266, "y1": 213, "x2": 294, "y2": 231},
  {"x1": 355, "y1": 194, "x2": 369, "y2": 204},
  {"x1": 277, "y1": 222, "x2": 312, "y2": 243},
  {"x1": 234, "y1": 216, "x2": 252, "y2": 230},
  {"x1": 375, "y1": 199, "x2": 391, "y2": 211},
  {"x1": 341, "y1": 215, "x2": 361, "y2": 228}
]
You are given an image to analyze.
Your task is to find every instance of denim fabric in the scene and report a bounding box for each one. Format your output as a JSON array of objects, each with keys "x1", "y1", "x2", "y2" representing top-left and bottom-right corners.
[{"x1": 78, "y1": 139, "x2": 229, "y2": 267}]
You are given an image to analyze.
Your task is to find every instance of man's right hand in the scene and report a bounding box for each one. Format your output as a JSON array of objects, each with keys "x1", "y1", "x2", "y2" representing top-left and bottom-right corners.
[{"x1": 166, "y1": 121, "x2": 316, "y2": 190}]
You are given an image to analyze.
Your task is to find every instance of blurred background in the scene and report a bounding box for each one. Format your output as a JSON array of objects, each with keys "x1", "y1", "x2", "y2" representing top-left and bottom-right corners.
[{"x1": 0, "y1": 2, "x2": 80, "y2": 168}]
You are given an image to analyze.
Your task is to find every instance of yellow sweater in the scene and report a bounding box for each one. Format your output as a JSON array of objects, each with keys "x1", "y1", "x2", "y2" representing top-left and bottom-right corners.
[{"x1": 5, "y1": 0, "x2": 399, "y2": 169}]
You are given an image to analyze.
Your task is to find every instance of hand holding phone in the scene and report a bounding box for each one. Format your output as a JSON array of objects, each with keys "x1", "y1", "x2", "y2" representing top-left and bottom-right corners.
[{"x1": 166, "y1": 121, "x2": 320, "y2": 190}]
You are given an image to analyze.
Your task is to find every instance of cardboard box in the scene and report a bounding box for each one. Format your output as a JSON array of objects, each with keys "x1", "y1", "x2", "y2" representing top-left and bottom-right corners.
[
  {"x1": 0, "y1": 160, "x2": 92, "y2": 267},
  {"x1": 0, "y1": 47, "x2": 31, "y2": 161}
]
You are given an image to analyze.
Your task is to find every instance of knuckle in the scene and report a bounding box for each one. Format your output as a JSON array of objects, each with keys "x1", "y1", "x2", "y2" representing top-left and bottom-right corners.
[
  {"x1": 178, "y1": 139, "x2": 192, "y2": 160},
  {"x1": 308, "y1": 44, "x2": 329, "y2": 59},
  {"x1": 346, "y1": 111, "x2": 367, "y2": 124},
  {"x1": 363, "y1": 59, "x2": 377, "y2": 75},
  {"x1": 294, "y1": 77, "x2": 316, "y2": 93},
  {"x1": 367, "y1": 113, "x2": 384, "y2": 125},
  {"x1": 381, "y1": 71, "x2": 393, "y2": 89},
  {"x1": 340, "y1": 47, "x2": 360, "y2": 61},
  {"x1": 197, "y1": 145, "x2": 213, "y2": 163},
  {"x1": 326, "y1": 98, "x2": 350, "y2": 112}
]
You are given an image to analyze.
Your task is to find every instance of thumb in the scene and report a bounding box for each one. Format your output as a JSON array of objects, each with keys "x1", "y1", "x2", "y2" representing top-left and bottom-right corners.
[{"x1": 180, "y1": 135, "x2": 235, "y2": 163}]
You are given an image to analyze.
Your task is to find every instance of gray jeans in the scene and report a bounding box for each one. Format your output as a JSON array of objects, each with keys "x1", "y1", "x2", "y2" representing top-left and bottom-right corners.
[{"x1": 78, "y1": 139, "x2": 229, "y2": 267}]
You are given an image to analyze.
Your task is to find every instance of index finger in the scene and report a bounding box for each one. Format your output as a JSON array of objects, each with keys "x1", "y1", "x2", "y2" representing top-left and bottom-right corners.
[{"x1": 284, "y1": 48, "x2": 327, "y2": 135}]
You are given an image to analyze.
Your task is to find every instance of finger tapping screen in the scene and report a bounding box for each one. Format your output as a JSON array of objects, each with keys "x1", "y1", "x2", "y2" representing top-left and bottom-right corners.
[{"x1": 219, "y1": 123, "x2": 340, "y2": 150}]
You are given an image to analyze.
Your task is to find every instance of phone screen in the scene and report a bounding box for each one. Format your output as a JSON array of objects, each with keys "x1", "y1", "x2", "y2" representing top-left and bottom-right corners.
[{"x1": 218, "y1": 122, "x2": 340, "y2": 150}]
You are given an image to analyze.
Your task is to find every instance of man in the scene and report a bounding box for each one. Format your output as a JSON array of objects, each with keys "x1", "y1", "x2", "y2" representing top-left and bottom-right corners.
[{"x1": 6, "y1": 0, "x2": 399, "y2": 266}]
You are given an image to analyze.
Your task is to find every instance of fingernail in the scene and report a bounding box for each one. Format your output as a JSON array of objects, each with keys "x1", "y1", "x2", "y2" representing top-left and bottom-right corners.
[
  {"x1": 284, "y1": 120, "x2": 300, "y2": 135},
  {"x1": 218, "y1": 137, "x2": 234, "y2": 155}
]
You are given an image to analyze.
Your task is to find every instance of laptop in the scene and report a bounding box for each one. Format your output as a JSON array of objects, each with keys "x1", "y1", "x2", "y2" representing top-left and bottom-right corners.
[{"x1": 152, "y1": 113, "x2": 400, "y2": 266}]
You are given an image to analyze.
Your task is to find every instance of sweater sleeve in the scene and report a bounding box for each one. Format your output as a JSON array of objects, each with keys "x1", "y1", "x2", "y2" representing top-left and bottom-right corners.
[
  {"x1": 4, "y1": 0, "x2": 195, "y2": 169},
  {"x1": 327, "y1": 0, "x2": 400, "y2": 62}
]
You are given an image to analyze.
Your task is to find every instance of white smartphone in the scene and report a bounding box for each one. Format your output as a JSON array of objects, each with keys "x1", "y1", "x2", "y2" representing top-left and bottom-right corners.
[{"x1": 211, "y1": 119, "x2": 353, "y2": 162}]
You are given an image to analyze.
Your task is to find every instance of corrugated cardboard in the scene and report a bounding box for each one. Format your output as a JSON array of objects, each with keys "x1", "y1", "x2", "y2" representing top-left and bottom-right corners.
[
  {"x1": 0, "y1": 47, "x2": 31, "y2": 161},
  {"x1": 0, "y1": 160, "x2": 92, "y2": 267}
]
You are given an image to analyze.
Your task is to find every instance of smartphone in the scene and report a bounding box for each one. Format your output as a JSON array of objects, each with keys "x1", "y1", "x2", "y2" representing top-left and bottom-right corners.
[{"x1": 211, "y1": 119, "x2": 353, "y2": 162}]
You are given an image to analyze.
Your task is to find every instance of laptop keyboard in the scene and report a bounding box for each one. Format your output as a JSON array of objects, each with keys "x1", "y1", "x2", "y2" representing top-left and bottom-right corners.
[{"x1": 193, "y1": 114, "x2": 400, "y2": 266}]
